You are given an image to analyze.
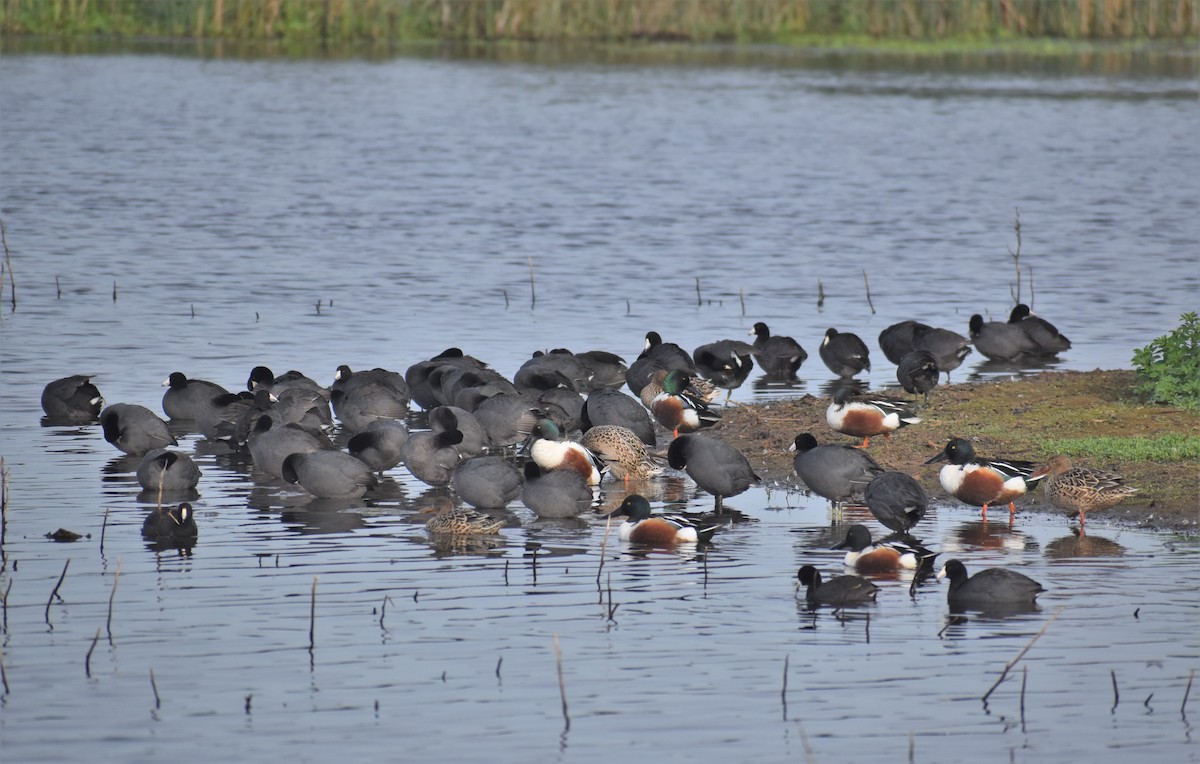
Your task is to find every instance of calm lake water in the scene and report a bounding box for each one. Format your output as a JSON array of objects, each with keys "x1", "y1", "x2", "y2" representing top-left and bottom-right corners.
[{"x1": 1, "y1": 41, "x2": 1198, "y2": 762}]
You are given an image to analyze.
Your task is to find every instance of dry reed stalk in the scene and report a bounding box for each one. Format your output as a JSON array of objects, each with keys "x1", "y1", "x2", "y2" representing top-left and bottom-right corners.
[
  {"x1": 44, "y1": 558, "x2": 71, "y2": 628},
  {"x1": 982, "y1": 607, "x2": 1062, "y2": 702}
]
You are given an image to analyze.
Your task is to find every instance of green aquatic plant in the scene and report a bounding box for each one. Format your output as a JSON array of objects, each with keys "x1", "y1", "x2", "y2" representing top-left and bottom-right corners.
[{"x1": 1132, "y1": 312, "x2": 1200, "y2": 411}]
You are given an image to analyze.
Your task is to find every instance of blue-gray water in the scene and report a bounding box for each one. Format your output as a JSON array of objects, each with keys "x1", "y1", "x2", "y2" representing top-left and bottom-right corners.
[{"x1": 1, "y1": 42, "x2": 1198, "y2": 762}]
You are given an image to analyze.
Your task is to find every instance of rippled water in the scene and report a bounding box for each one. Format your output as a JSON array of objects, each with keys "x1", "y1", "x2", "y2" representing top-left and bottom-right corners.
[{"x1": 1, "y1": 42, "x2": 1198, "y2": 762}]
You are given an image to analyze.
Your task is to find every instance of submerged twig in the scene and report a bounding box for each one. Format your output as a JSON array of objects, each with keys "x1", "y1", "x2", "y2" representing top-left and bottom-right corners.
[
  {"x1": 1183, "y1": 669, "x2": 1194, "y2": 720},
  {"x1": 695, "y1": 277, "x2": 702, "y2": 306},
  {"x1": 982, "y1": 607, "x2": 1061, "y2": 702},
  {"x1": 85, "y1": 627, "x2": 101, "y2": 678},
  {"x1": 150, "y1": 668, "x2": 161, "y2": 709},
  {"x1": 553, "y1": 635, "x2": 570, "y2": 731},
  {"x1": 1111, "y1": 669, "x2": 1120, "y2": 713},
  {"x1": 45, "y1": 558, "x2": 71, "y2": 628},
  {"x1": 862, "y1": 269, "x2": 875, "y2": 314},
  {"x1": 817, "y1": 279, "x2": 825, "y2": 308},
  {"x1": 379, "y1": 594, "x2": 393, "y2": 630},
  {"x1": 528, "y1": 257, "x2": 536, "y2": 309},
  {"x1": 1, "y1": 219, "x2": 15, "y2": 310},
  {"x1": 308, "y1": 576, "x2": 318, "y2": 650},
  {"x1": 595, "y1": 512, "x2": 612, "y2": 590},
  {"x1": 738, "y1": 287, "x2": 745, "y2": 316},
  {"x1": 106, "y1": 558, "x2": 122, "y2": 641},
  {"x1": 99, "y1": 507, "x2": 111, "y2": 557},
  {"x1": 781, "y1": 655, "x2": 789, "y2": 721}
]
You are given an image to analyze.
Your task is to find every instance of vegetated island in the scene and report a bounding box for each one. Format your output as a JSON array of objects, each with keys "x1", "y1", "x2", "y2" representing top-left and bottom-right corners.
[{"x1": 711, "y1": 369, "x2": 1199, "y2": 533}]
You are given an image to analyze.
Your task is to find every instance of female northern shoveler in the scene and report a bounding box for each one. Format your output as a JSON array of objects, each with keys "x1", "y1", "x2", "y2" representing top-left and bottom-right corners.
[
  {"x1": 864, "y1": 471, "x2": 928, "y2": 533},
  {"x1": 924, "y1": 438, "x2": 1042, "y2": 520},
  {"x1": 423, "y1": 501, "x2": 505, "y2": 536},
  {"x1": 1031, "y1": 455, "x2": 1137, "y2": 531},
  {"x1": 692, "y1": 339, "x2": 757, "y2": 403},
  {"x1": 749, "y1": 322, "x2": 807, "y2": 377},
  {"x1": 579, "y1": 424, "x2": 663, "y2": 482},
  {"x1": 796, "y1": 565, "x2": 879, "y2": 607},
  {"x1": 650, "y1": 370, "x2": 722, "y2": 437},
  {"x1": 826, "y1": 387, "x2": 921, "y2": 448},
  {"x1": 526, "y1": 418, "x2": 603, "y2": 486},
  {"x1": 611, "y1": 494, "x2": 721, "y2": 546},
  {"x1": 819, "y1": 328, "x2": 871, "y2": 378},
  {"x1": 937, "y1": 559, "x2": 1044, "y2": 611},
  {"x1": 790, "y1": 433, "x2": 883, "y2": 507},
  {"x1": 667, "y1": 433, "x2": 758, "y2": 512},
  {"x1": 832, "y1": 524, "x2": 937, "y2": 573},
  {"x1": 1008, "y1": 304, "x2": 1071, "y2": 355}
]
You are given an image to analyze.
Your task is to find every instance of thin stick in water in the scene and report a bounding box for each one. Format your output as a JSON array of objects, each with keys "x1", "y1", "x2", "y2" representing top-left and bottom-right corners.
[
  {"x1": 780, "y1": 654, "x2": 789, "y2": 721},
  {"x1": 1020, "y1": 665, "x2": 1028, "y2": 731},
  {"x1": 106, "y1": 558, "x2": 122, "y2": 641},
  {"x1": 817, "y1": 279, "x2": 825, "y2": 308},
  {"x1": 862, "y1": 269, "x2": 875, "y2": 314},
  {"x1": 982, "y1": 607, "x2": 1061, "y2": 703},
  {"x1": 1, "y1": 456, "x2": 8, "y2": 551},
  {"x1": 1183, "y1": 668, "x2": 1194, "y2": 720},
  {"x1": 1, "y1": 578, "x2": 10, "y2": 632},
  {"x1": 100, "y1": 507, "x2": 111, "y2": 556},
  {"x1": 695, "y1": 277, "x2": 702, "y2": 306},
  {"x1": 85, "y1": 627, "x2": 101, "y2": 678},
  {"x1": 1, "y1": 219, "x2": 15, "y2": 310},
  {"x1": 45, "y1": 558, "x2": 71, "y2": 628},
  {"x1": 150, "y1": 668, "x2": 161, "y2": 709},
  {"x1": 502, "y1": 288, "x2": 509, "y2": 308},
  {"x1": 595, "y1": 512, "x2": 612, "y2": 589},
  {"x1": 553, "y1": 635, "x2": 570, "y2": 731},
  {"x1": 379, "y1": 594, "x2": 393, "y2": 629},
  {"x1": 1111, "y1": 669, "x2": 1120, "y2": 713},
  {"x1": 738, "y1": 287, "x2": 745, "y2": 316},
  {"x1": 112, "y1": 280, "x2": 117, "y2": 303},
  {"x1": 495, "y1": 656, "x2": 502, "y2": 679},
  {"x1": 309, "y1": 576, "x2": 318, "y2": 650},
  {"x1": 190, "y1": 304, "x2": 195, "y2": 318},
  {"x1": 56, "y1": 275, "x2": 61, "y2": 299},
  {"x1": 527, "y1": 257, "x2": 536, "y2": 309},
  {"x1": 0, "y1": 644, "x2": 8, "y2": 696}
]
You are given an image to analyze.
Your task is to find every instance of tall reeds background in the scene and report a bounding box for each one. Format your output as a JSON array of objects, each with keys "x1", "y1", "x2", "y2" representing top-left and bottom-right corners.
[{"x1": 2, "y1": 0, "x2": 1196, "y2": 44}]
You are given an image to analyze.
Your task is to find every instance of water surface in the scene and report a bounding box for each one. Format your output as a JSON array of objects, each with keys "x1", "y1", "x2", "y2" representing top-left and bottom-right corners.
[{"x1": 1, "y1": 43, "x2": 1198, "y2": 762}]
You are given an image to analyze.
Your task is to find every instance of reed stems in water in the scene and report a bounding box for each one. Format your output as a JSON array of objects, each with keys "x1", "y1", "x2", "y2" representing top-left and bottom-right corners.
[
  {"x1": 780, "y1": 654, "x2": 789, "y2": 720},
  {"x1": 527, "y1": 257, "x2": 535, "y2": 309},
  {"x1": 1183, "y1": 669, "x2": 1194, "y2": 719},
  {"x1": 100, "y1": 507, "x2": 110, "y2": 557},
  {"x1": 982, "y1": 607, "x2": 1062, "y2": 703},
  {"x1": 1009, "y1": 207, "x2": 1023, "y2": 305},
  {"x1": 308, "y1": 575, "x2": 318, "y2": 650},
  {"x1": 862, "y1": 269, "x2": 875, "y2": 314},
  {"x1": 1111, "y1": 669, "x2": 1120, "y2": 712}
]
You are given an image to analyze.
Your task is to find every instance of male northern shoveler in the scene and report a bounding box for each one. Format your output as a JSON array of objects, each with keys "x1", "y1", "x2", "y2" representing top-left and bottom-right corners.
[
  {"x1": 796, "y1": 565, "x2": 879, "y2": 607},
  {"x1": 819, "y1": 328, "x2": 871, "y2": 378},
  {"x1": 579, "y1": 424, "x2": 663, "y2": 482},
  {"x1": 864, "y1": 471, "x2": 928, "y2": 533},
  {"x1": 1031, "y1": 455, "x2": 1137, "y2": 531},
  {"x1": 832, "y1": 524, "x2": 937, "y2": 573},
  {"x1": 937, "y1": 559, "x2": 1044, "y2": 611},
  {"x1": 142, "y1": 502, "x2": 199, "y2": 544},
  {"x1": 610, "y1": 494, "x2": 722, "y2": 546},
  {"x1": 790, "y1": 433, "x2": 883, "y2": 507},
  {"x1": 526, "y1": 418, "x2": 603, "y2": 486},
  {"x1": 692, "y1": 339, "x2": 757, "y2": 403},
  {"x1": 1008, "y1": 304, "x2": 1071, "y2": 355},
  {"x1": 924, "y1": 438, "x2": 1043, "y2": 520},
  {"x1": 826, "y1": 387, "x2": 921, "y2": 448},
  {"x1": 423, "y1": 501, "x2": 505, "y2": 536},
  {"x1": 749, "y1": 322, "x2": 807, "y2": 377},
  {"x1": 650, "y1": 370, "x2": 722, "y2": 437},
  {"x1": 667, "y1": 433, "x2": 758, "y2": 512}
]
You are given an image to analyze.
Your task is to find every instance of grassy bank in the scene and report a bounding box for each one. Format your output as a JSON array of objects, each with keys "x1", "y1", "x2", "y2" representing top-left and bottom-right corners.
[
  {"x1": 713, "y1": 370, "x2": 1199, "y2": 531},
  {"x1": 2, "y1": 0, "x2": 1197, "y2": 44}
]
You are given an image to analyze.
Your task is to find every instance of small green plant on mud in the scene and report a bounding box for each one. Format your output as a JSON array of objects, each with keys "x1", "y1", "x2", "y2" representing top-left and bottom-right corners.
[{"x1": 1132, "y1": 312, "x2": 1200, "y2": 410}]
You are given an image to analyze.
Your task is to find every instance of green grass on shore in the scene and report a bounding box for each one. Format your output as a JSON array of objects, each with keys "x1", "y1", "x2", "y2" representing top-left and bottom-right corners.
[
  {"x1": 2, "y1": 0, "x2": 1197, "y2": 46},
  {"x1": 1040, "y1": 434, "x2": 1200, "y2": 462}
]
